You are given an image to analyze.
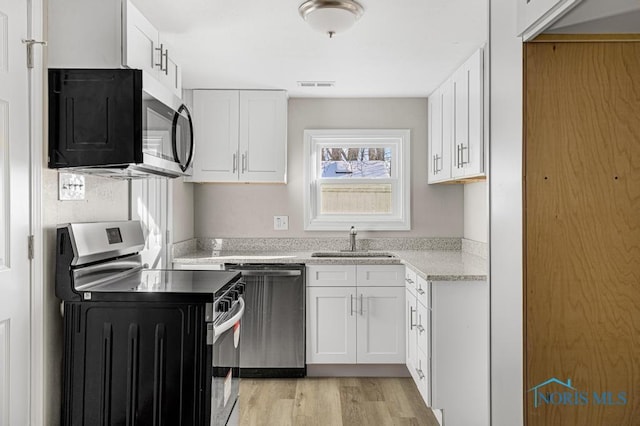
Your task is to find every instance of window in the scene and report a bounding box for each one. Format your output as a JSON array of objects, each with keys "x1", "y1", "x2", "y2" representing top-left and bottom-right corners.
[{"x1": 303, "y1": 129, "x2": 410, "y2": 231}]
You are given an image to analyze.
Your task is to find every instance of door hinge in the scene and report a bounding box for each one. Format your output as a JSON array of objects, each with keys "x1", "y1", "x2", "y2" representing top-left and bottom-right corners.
[
  {"x1": 28, "y1": 235, "x2": 34, "y2": 260},
  {"x1": 22, "y1": 39, "x2": 47, "y2": 69}
]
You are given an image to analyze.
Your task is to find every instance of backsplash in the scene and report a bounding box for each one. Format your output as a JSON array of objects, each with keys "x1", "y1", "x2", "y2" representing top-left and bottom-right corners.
[{"x1": 173, "y1": 237, "x2": 463, "y2": 256}]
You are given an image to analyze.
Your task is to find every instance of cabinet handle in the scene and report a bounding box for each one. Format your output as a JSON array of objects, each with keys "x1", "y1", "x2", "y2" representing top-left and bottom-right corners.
[
  {"x1": 242, "y1": 152, "x2": 247, "y2": 173},
  {"x1": 416, "y1": 367, "x2": 425, "y2": 380},
  {"x1": 409, "y1": 307, "x2": 417, "y2": 330},
  {"x1": 405, "y1": 278, "x2": 414, "y2": 284},
  {"x1": 417, "y1": 287, "x2": 425, "y2": 295},
  {"x1": 154, "y1": 43, "x2": 164, "y2": 70},
  {"x1": 417, "y1": 324, "x2": 425, "y2": 333},
  {"x1": 436, "y1": 154, "x2": 442, "y2": 173},
  {"x1": 460, "y1": 145, "x2": 469, "y2": 165},
  {"x1": 350, "y1": 294, "x2": 354, "y2": 316},
  {"x1": 162, "y1": 49, "x2": 169, "y2": 75},
  {"x1": 232, "y1": 153, "x2": 237, "y2": 173},
  {"x1": 360, "y1": 294, "x2": 364, "y2": 316}
]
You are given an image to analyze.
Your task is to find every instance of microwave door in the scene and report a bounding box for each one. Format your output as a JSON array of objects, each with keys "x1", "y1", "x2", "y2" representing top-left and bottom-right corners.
[
  {"x1": 142, "y1": 95, "x2": 175, "y2": 162},
  {"x1": 172, "y1": 104, "x2": 194, "y2": 172}
]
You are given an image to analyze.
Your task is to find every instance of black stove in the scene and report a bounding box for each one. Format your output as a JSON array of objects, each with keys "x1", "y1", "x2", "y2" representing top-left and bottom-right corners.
[{"x1": 56, "y1": 221, "x2": 244, "y2": 426}]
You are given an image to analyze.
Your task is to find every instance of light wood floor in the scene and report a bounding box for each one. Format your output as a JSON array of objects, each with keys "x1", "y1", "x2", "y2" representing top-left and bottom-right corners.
[{"x1": 238, "y1": 377, "x2": 439, "y2": 426}]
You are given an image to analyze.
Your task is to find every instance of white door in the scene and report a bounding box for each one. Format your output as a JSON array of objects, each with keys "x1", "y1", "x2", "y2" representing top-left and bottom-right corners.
[
  {"x1": 0, "y1": 0, "x2": 31, "y2": 424},
  {"x1": 238, "y1": 90, "x2": 287, "y2": 183},
  {"x1": 190, "y1": 90, "x2": 239, "y2": 182},
  {"x1": 356, "y1": 286, "x2": 405, "y2": 364},
  {"x1": 306, "y1": 286, "x2": 356, "y2": 364}
]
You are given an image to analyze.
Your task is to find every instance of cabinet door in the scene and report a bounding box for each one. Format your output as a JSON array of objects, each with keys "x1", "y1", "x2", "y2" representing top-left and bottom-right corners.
[
  {"x1": 452, "y1": 49, "x2": 484, "y2": 179},
  {"x1": 157, "y1": 37, "x2": 182, "y2": 97},
  {"x1": 191, "y1": 90, "x2": 240, "y2": 182},
  {"x1": 123, "y1": 0, "x2": 159, "y2": 76},
  {"x1": 356, "y1": 287, "x2": 405, "y2": 364},
  {"x1": 306, "y1": 287, "x2": 357, "y2": 364},
  {"x1": 428, "y1": 84, "x2": 451, "y2": 183},
  {"x1": 238, "y1": 91, "x2": 287, "y2": 183}
]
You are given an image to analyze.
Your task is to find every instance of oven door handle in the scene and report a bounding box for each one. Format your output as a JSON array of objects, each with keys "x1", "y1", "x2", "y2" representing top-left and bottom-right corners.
[{"x1": 213, "y1": 297, "x2": 245, "y2": 339}]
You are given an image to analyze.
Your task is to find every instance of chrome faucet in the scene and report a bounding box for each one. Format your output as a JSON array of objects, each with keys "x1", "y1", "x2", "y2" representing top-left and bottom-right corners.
[{"x1": 349, "y1": 226, "x2": 357, "y2": 251}]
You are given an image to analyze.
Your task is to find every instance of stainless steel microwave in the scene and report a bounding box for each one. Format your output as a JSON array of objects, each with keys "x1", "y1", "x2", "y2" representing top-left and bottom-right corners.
[{"x1": 48, "y1": 68, "x2": 194, "y2": 178}]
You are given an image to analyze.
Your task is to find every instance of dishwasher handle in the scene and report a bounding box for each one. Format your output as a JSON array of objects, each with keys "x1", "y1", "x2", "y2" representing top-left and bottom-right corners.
[{"x1": 233, "y1": 270, "x2": 302, "y2": 277}]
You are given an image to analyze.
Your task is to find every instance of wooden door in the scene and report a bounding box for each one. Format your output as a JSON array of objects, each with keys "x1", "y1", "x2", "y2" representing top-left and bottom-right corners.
[
  {"x1": 0, "y1": 0, "x2": 31, "y2": 423},
  {"x1": 524, "y1": 36, "x2": 640, "y2": 425}
]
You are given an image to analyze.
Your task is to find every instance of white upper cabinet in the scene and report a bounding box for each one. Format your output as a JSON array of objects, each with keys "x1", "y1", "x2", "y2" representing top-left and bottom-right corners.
[
  {"x1": 428, "y1": 47, "x2": 484, "y2": 184},
  {"x1": 123, "y1": 1, "x2": 182, "y2": 97},
  {"x1": 48, "y1": 0, "x2": 182, "y2": 97},
  {"x1": 190, "y1": 90, "x2": 287, "y2": 183},
  {"x1": 452, "y1": 48, "x2": 484, "y2": 179},
  {"x1": 517, "y1": 0, "x2": 584, "y2": 41}
]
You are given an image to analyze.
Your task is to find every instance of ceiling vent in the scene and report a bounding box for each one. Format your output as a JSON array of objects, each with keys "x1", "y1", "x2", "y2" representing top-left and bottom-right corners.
[{"x1": 297, "y1": 81, "x2": 336, "y2": 88}]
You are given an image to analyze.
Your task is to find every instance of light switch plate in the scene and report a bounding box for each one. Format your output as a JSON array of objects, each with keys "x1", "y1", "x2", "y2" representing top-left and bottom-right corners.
[
  {"x1": 273, "y1": 215, "x2": 289, "y2": 231},
  {"x1": 59, "y1": 173, "x2": 85, "y2": 201}
]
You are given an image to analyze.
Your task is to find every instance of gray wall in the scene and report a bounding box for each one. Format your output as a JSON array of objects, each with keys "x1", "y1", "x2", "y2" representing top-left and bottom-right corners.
[
  {"x1": 464, "y1": 181, "x2": 488, "y2": 243},
  {"x1": 171, "y1": 178, "x2": 195, "y2": 242},
  {"x1": 194, "y1": 98, "x2": 464, "y2": 238},
  {"x1": 43, "y1": 170, "x2": 129, "y2": 423}
]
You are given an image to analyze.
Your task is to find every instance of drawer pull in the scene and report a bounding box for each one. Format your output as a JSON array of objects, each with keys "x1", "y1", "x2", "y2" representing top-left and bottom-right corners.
[
  {"x1": 417, "y1": 288, "x2": 425, "y2": 295},
  {"x1": 417, "y1": 324, "x2": 425, "y2": 333},
  {"x1": 416, "y1": 368, "x2": 425, "y2": 380}
]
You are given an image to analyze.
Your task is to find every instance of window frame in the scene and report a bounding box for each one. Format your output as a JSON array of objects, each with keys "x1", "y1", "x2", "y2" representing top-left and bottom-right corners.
[{"x1": 303, "y1": 129, "x2": 411, "y2": 231}]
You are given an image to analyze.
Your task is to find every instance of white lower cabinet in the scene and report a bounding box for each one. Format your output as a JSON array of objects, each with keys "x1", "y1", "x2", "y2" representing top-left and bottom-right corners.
[
  {"x1": 306, "y1": 265, "x2": 405, "y2": 365},
  {"x1": 405, "y1": 267, "x2": 489, "y2": 426}
]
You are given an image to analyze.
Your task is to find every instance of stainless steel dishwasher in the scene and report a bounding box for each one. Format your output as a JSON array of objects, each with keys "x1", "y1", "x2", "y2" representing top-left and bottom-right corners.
[{"x1": 225, "y1": 264, "x2": 305, "y2": 378}]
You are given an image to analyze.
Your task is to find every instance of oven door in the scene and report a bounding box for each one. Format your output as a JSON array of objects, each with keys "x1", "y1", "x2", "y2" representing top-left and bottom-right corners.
[{"x1": 210, "y1": 297, "x2": 245, "y2": 426}]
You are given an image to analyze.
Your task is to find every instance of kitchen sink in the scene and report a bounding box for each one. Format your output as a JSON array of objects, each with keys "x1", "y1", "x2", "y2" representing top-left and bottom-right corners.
[{"x1": 310, "y1": 251, "x2": 397, "y2": 258}]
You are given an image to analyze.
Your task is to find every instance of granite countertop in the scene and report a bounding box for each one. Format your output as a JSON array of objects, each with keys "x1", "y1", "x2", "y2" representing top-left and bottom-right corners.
[{"x1": 173, "y1": 249, "x2": 487, "y2": 282}]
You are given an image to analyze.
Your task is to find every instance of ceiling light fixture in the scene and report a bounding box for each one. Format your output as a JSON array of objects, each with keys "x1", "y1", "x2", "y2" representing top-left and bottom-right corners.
[{"x1": 298, "y1": 0, "x2": 364, "y2": 38}]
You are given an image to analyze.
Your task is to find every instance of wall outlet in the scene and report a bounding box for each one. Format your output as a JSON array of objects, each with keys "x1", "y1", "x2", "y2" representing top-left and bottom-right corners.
[
  {"x1": 59, "y1": 173, "x2": 85, "y2": 201},
  {"x1": 273, "y1": 215, "x2": 289, "y2": 231}
]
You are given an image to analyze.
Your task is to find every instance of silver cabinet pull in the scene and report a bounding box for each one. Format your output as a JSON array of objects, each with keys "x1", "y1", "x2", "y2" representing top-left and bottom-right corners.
[
  {"x1": 350, "y1": 294, "x2": 354, "y2": 316},
  {"x1": 436, "y1": 154, "x2": 442, "y2": 173},
  {"x1": 417, "y1": 287, "x2": 425, "y2": 295},
  {"x1": 416, "y1": 367, "x2": 425, "y2": 380},
  {"x1": 154, "y1": 44, "x2": 164, "y2": 70},
  {"x1": 417, "y1": 324, "x2": 425, "y2": 333},
  {"x1": 460, "y1": 145, "x2": 469, "y2": 165},
  {"x1": 409, "y1": 306, "x2": 417, "y2": 330},
  {"x1": 232, "y1": 153, "x2": 237, "y2": 173},
  {"x1": 163, "y1": 49, "x2": 169, "y2": 75},
  {"x1": 405, "y1": 278, "x2": 414, "y2": 284}
]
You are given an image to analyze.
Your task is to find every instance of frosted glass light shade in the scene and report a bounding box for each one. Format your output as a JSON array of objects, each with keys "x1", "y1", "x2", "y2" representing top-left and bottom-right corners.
[{"x1": 299, "y1": 0, "x2": 364, "y2": 37}]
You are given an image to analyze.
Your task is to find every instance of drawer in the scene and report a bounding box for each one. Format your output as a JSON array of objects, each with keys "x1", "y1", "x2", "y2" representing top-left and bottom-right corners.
[
  {"x1": 404, "y1": 267, "x2": 417, "y2": 290},
  {"x1": 416, "y1": 275, "x2": 429, "y2": 307},
  {"x1": 306, "y1": 265, "x2": 356, "y2": 287},
  {"x1": 356, "y1": 265, "x2": 404, "y2": 287}
]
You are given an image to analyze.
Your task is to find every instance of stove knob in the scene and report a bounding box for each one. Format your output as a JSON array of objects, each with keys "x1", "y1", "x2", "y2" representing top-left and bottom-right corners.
[
  {"x1": 229, "y1": 289, "x2": 240, "y2": 301},
  {"x1": 217, "y1": 298, "x2": 231, "y2": 313}
]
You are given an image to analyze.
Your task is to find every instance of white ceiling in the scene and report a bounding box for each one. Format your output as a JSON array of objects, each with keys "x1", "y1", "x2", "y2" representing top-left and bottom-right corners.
[{"x1": 130, "y1": 0, "x2": 488, "y2": 97}]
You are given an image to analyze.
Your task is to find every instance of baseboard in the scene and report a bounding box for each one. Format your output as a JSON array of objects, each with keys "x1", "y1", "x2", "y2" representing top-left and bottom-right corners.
[{"x1": 306, "y1": 364, "x2": 410, "y2": 377}]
